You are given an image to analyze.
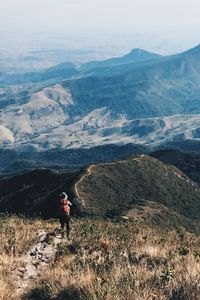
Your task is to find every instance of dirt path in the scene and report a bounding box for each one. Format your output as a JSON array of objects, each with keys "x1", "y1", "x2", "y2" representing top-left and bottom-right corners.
[
  {"x1": 11, "y1": 230, "x2": 63, "y2": 296},
  {"x1": 74, "y1": 164, "x2": 95, "y2": 207}
]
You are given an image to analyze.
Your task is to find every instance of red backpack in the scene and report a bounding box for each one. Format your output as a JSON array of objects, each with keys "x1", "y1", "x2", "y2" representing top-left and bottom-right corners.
[{"x1": 61, "y1": 199, "x2": 70, "y2": 214}]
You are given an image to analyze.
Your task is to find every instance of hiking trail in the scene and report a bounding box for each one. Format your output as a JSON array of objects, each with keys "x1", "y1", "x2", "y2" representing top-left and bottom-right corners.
[
  {"x1": 74, "y1": 164, "x2": 95, "y2": 207},
  {"x1": 11, "y1": 230, "x2": 64, "y2": 296}
]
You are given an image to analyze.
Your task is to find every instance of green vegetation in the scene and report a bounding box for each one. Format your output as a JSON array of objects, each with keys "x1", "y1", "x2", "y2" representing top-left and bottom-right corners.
[
  {"x1": 151, "y1": 148, "x2": 200, "y2": 184},
  {"x1": 78, "y1": 156, "x2": 200, "y2": 224}
]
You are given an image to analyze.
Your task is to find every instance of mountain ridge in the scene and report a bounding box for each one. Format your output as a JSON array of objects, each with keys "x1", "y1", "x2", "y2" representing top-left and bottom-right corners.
[{"x1": 80, "y1": 48, "x2": 162, "y2": 72}]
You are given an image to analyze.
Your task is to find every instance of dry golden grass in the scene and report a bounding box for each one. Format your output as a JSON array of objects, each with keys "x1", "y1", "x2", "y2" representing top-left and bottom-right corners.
[{"x1": 0, "y1": 216, "x2": 200, "y2": 300}]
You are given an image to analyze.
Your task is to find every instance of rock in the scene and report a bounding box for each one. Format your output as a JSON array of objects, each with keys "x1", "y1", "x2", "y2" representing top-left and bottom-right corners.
[
  {"x1": 41, "y1": 258, "x2": 49, "y2": 264},
  {"x1": 39, "y1": 234, "x2": 46, "y2": 242},
  {"x1": 40, "y1": 243, "x2": 47, "y2": 250},
  {"x1": 18, "y1": 267, "x2": 26, "y2": 273},
  {"x1": 121, "y1": 216, "x2": 129, "y2": 221},
  {"x1": 37, "y1": 252, "x2": 43, "y2": 259},
  {"x1": 23, "y1": 264, "x2": 37, "y2": 280}
]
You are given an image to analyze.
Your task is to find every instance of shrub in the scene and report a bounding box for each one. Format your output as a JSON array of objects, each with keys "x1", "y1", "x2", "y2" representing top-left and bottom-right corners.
[{"x1": 178, "y1": 247, "x2": 190, "y2": 256}]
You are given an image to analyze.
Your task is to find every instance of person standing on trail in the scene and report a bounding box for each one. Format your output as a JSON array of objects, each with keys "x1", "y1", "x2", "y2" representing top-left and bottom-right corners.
[{"x1": 58, "y1": 192, "x2": 72, "y2": 240}]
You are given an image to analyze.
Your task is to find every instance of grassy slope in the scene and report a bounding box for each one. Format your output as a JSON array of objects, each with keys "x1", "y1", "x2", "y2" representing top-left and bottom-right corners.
[
  {"x1": 0, "y1": 169, "x2": 77, "y2": 218},
  {"x1": 151, "y1": 149, "x2": 200, "y2": 185},
  {"x1": 77, "y1": 155, "x2": 200, "y2": 222},
  {"x1": 0, "y1": 216, "x2": 200, "y2": 300}
]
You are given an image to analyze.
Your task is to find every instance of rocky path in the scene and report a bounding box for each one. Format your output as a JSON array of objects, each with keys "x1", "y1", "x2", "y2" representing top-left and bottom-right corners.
[{"x1": 11, "y1": 230, "x2": 63, "y2": 296}]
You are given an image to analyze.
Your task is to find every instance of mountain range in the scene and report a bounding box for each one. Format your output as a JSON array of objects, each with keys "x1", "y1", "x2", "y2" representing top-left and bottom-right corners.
[{"x1": 1, "y1": 45, "x2": 200, "y2": 155}]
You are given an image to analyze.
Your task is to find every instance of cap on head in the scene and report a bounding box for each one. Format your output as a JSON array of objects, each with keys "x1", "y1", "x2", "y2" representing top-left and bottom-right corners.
[{"x1": 60, "y1": 192, "x2": 68, "y2": 199}]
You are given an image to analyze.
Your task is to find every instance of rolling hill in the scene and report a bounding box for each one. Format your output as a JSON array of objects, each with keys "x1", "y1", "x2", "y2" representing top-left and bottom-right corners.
[
  {"x1": 75, "y1": 155, "x2": 200, "y2": 221},
  {"x1": 0, "y1": 169, "x2": 76, "y2": 218},
  {"x1": 1, "y1": 155, "x2": 200, "y2": 231}
]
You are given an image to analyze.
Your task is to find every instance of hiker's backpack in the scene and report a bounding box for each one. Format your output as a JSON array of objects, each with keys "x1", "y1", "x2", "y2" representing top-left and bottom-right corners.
[{"x1": 61, "y1": 199, "x2": 70, "y2": 214}]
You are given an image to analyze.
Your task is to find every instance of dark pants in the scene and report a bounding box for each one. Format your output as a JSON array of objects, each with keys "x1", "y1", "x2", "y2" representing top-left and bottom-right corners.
[{"x1": 59, "y1": 215, "x2": 70, "y2": 238}]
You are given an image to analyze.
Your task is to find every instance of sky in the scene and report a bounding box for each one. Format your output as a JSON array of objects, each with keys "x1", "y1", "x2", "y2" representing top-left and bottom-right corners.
[
  {"x1": 0, "y1": 0, "x2": 200, "y2": 33},
  {"x1": 0, "y1": 0, "x2": 200, "y2": 54}
]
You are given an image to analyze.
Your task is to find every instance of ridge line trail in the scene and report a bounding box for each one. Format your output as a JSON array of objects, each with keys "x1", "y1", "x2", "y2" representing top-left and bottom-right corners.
[
  {"x1": 74, "y1": 157, "x2": 144, "y2": 207},
  {"x1": 74, "y1": 164, "x2": 96, "y2": 208}
]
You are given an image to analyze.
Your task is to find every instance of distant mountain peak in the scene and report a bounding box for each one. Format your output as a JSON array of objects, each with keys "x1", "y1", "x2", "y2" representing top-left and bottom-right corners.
[
  {"x1": 130, "y1": 48, "x2": 151, "y2": 54},
  {"x1": 125, "y1": 48, "x2": 161, "y2": 59}
]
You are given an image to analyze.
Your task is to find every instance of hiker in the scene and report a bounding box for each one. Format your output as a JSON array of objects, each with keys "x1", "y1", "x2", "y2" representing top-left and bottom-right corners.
[{"x1": 58, "y1": 192, "x2": 72, "y2": 240}]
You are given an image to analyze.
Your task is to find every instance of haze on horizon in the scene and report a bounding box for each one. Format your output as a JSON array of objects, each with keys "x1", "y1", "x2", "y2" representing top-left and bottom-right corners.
[{"x1": 0, "y1": 0, "x2": 200, "y2": 56}]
